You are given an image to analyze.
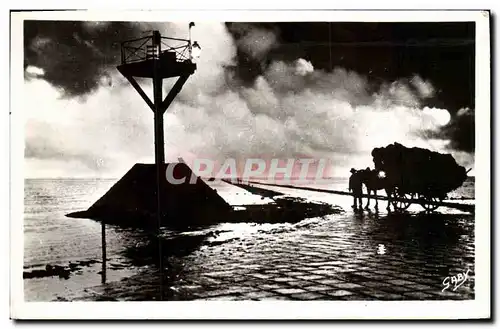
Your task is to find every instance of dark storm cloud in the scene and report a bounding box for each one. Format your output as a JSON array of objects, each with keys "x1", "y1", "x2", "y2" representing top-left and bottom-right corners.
[
  {"x1": 227, "y1": 23, "x2": 279, "y2": 61},
  {"x1": 24, "y1": 21, "x2": 147, "y2": 97},
  {"x1": 432, "y1": 108, "x2": 475, "y2": 153},
  {"x1": 227, "y1": 22, "x2": 475, "y2": 109}
]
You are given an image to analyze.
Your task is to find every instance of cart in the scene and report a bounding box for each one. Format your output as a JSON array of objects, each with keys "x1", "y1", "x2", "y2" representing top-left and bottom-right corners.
[{"x1": 371, "y1": 143, "x2": 469, "y2": 212}]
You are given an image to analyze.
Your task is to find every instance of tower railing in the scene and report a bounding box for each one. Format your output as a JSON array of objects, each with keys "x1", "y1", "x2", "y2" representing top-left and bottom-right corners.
[{"x1": 120, "y1": 35, "x2": 192, "y2": 65}]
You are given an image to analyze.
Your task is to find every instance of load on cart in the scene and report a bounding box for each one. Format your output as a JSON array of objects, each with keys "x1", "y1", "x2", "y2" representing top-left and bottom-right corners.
[{"x1": 360, "y1": 142, "x2": 468, "y2": 212}]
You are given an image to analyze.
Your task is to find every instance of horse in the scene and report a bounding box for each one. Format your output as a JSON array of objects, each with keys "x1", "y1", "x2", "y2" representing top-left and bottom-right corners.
[{"x1": 359, "y1": 168, "x2": 394, "y2": 211}]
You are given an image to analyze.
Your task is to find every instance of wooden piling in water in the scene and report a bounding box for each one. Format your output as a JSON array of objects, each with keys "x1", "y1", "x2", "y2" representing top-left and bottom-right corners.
[{"x1": 101, "y1": 221, "x2": 106, "y2": 284}]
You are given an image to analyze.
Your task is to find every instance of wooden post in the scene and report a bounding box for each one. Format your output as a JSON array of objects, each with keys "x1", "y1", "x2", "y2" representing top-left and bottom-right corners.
[
  {"x1": 152, "y1": 30, "x2": 165, "y2": 301},
  {"x1": 101, "y1": 220, "x2": 106, "y2": 284}
]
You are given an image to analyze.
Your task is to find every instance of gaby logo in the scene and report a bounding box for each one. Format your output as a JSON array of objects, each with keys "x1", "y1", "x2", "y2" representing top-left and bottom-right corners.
[
  {"x1": 442, "y1": 269, "x2": 471, "y2": 292},
  {"x1": 165, "y1": 158, "x2": 331, "y2": 184}
]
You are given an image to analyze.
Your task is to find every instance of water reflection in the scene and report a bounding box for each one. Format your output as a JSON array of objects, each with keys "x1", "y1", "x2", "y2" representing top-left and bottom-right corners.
[
  {"x1": 122, "y1": 233, "x2": 208, "y2": 267},
  {"x1": 360, "y1": 210, "x2": 473, "y2": 275},
  {"x1": 83, "y1": 206, "x2": 474, "y2": 301}
]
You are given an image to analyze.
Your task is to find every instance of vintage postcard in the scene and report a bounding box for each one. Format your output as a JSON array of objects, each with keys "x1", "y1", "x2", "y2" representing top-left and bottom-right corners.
[{"x1": 10, "y1": 10, "x2": 490, "y2": 319}]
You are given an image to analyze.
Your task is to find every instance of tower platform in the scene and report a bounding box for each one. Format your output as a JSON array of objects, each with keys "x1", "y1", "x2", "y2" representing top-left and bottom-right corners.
[{"x1": 117, "y1": 57, "x2": 196, "y2": 79}]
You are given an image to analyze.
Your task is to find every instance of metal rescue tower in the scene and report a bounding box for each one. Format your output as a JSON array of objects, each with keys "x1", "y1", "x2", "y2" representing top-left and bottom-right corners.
[
  {"x1": 117, "y1": 26, "x2": 200, "y2": 220},
  {"x1": 116, "y1": 25, "x2": 200, "y2": 298}
]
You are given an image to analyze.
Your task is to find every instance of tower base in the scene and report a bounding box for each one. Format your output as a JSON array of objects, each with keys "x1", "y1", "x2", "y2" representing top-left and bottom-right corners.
[{"x1": 66, "y1": 163, "x2": 232, "y2": 229}]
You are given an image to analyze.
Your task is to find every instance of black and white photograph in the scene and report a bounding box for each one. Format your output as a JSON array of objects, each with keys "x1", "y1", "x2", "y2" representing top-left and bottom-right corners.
[{"x1": 9, "y1": 10, "x2": 490, "y2": 320}]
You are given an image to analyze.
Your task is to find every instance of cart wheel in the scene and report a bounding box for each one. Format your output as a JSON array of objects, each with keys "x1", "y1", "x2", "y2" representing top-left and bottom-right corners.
[
  {"x1": 420, "y1": 196, "x2": 441, "y2": 212},
  {"x1": 391, "y1": 191, "x2": 412, "y2": 212}
]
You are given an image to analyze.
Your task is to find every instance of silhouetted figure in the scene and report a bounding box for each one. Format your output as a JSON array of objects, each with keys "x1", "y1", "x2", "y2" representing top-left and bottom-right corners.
[{"x1": 348, "y1": 168, "x2": 363, "y2": 209}]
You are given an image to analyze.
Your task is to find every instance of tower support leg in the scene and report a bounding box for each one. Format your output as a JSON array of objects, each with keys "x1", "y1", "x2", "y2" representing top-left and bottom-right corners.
[{"x1": 153, "y1": 58, "x2": 165, "y2": 300}]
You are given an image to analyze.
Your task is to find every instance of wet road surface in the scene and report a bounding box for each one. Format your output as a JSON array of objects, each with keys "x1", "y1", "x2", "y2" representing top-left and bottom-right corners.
[{"x1": 77, "y1": 184, "x2": 474, "y2": 301}]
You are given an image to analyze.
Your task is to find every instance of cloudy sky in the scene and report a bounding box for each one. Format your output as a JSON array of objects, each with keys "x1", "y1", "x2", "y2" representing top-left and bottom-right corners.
[{"x1": 23, "y1": 21, "x2": 475, "y2": 178}]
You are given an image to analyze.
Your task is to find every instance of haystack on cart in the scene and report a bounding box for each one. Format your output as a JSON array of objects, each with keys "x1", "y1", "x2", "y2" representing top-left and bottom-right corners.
[{"x1": 371, "y1": 143, "x2": 468, "y2": 212}]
